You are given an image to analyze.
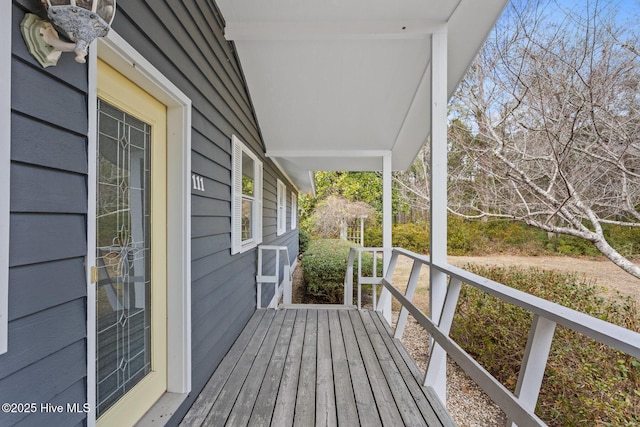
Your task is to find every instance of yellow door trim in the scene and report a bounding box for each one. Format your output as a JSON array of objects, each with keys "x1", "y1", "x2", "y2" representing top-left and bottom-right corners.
[{"x1": 96, "y1": 59, "x2": 168, "y2": 427}]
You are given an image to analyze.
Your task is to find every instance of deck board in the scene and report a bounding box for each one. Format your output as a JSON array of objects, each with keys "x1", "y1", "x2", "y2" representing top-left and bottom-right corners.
[
  {"x1": 248, "y1": 309, "x2": 297, "y2": 426},
  {"x1": 271, "y1": 309, "x2": 307, "y2": 427},
  {"x1": 348, "y1": 309, "x2": 405, "y2": 426},
  {"x1": 202, "y1": 310, "x2": 277, "y2": 426},
  {"x1": 225, "y1": 309, "x2": 287, "y2": 426},
  {"x1": 328, "y1": 310, "x2": 359, "y2": 426},
  {"x1": 180, "y1": 308, "x2": 455, "y2": 427},
  {"x1": 338, "y1": 309, "x2": 382, "y2": 427},
  {"x1": 180, "y1": 309, "x2": 267, "y2": 425},
  {"x1": 294, "y1": 309, "x2": 318, "y2": 426},
  {"x1": 315, "y1": 310, "x2": 337, "y2": 426}
]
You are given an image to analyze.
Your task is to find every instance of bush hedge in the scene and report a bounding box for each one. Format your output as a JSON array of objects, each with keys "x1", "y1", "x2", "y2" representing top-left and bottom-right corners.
[
  {"x1": 298, "y1": 228, "x2": 310, "y2": 253},
  {"x1": 364, "y1": 217, "x2": 640, "y2": 258},
  {"x1": 302, "y1": 239, "x2": 381, "y2": 303},
  {"x1": 450, "y1": 265, "x2": 640, "y2": 426},
  {"x1": 364, "y1": 222, "x2": 429, "y2": 253}
]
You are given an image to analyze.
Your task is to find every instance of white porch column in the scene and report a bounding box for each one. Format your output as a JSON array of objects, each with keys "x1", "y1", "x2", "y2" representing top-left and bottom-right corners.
[
  {"x1": 428, "y1": 29, "x2": 449, "y2": 403},
  {"x1": 381, "y1": 151, "x2": 393, "y2": 323}
]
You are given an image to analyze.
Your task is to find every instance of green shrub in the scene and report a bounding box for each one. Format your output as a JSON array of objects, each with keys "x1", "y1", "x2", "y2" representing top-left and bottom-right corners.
[
  {"x1": 298, "y1": 228, "x2": 310, "y2": 253},
  {"x1": 450, "y1": 265, "x2": 640, "y2": 426},
  {"x1": 447, "y1": 216, "x2": 480, "y2": 255},
  {"x1": 364, "y1": 217, "x2": 640, "y2": 258},
  {"x1": 364, "y1": 223, "x2": 429, "y2": 253},
  {"x1": 392, "y1": 222, "x2": 429, "y2": 253},
  {"x1": 605, "y1": 224, "x2": 640, "y2": 257},
  {"x1": 364, "y1": 226, "x2": 382, "y2": 247},
  {"x1": 302, "y1": 239, "x2": 381, "y2": 303}
]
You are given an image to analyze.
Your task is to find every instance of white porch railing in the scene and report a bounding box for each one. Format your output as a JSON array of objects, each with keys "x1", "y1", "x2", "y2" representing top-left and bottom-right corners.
[
  {"x1": 256, "y1": 245, "x2": 294, "y2": 309},
  {"x1": 345, "y1": 246, "x2": 640, "y2": 427}
]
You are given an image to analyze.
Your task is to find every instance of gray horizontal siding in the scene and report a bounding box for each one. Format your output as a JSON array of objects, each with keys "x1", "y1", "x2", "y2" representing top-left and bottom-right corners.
[
  {"x1": 0, "y1": 3, "x2": 89, "y2": 426},
  {"x1": 11, "y1": 60, "x2": 87, "y2": 135},
  {"x1": 9, "y1": 214, "x2": 87, "y2": 266},
  {"x1": 0, "y1": 300, "x2": 85, "y2": 379},
  {"x1": 11, "y1": 113, "x2": 88, "y2": 174},
  {"x1": 8, "y1": 258, "x2": 86, "y2": 321},
  {"x1": 14, "y1": 380, "x2": 87, "y2": 427},
  {"x1": 0, "y1": 340, "x2": 86, "y2": 425},
  {"x1": 11, "y1": 163, "x2": 87, "y2": 214}
]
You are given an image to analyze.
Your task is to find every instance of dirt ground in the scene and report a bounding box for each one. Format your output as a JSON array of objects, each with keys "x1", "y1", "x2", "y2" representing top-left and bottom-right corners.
[{"x1": 448, "y1": 255, "x2": 640, "y2": 302}]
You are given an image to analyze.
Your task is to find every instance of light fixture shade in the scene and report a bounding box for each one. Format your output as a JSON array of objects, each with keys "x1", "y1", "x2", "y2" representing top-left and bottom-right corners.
[{"x1": 42, "y1": 0, "x2": 116, "y2": 63}]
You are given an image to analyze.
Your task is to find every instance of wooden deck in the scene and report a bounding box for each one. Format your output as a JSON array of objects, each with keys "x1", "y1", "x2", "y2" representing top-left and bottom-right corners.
[{"x1": 180, "y1": 308, "x2": 456, "y2": 426}]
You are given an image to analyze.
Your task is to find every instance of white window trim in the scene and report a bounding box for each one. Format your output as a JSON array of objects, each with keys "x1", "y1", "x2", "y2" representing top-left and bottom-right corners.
[
  {"x1": 87, "y1": 32, "x2": 192, "y2": 426},
  {"x1": 276, "y1": 179, "x2": 287, "y2": 236},
  {"x1": 0, "y1": 0, "x2": 11, "y2": 355},
  {"x1": 231, "y1": 135, "x2": 263, "y2": 254},
  {"x1": 291, "y1": 192, "x2": 298, "y2": 230}
]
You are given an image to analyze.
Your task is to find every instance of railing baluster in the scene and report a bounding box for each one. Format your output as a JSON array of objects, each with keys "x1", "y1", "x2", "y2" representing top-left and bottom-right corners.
[
  {"x1": 507, "y1": 315, "x2": 556, "y2": 427},
  {"x1": 394, "y1": 259, "x2": 423, "y2": 341},
  {"x1": 424, "y1": 276, "x2": 462, "y2": 390}
]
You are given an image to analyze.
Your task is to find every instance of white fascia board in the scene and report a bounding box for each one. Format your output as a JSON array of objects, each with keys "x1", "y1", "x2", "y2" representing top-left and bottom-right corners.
[
  {"x1": 270, "y1": 157, "x2": 301, "y2": 193},
  {"x1": 0, "y1": 0, "x2": 11, "y2": 355},
  {"x1": 267, "y1": 149, "x2": 392, "y2": 158},
  {"x1": 225, "y1": 20, "x2": 447, "y2": 41},
  {"x1": 309, "y1": 171, "x2": 316, "y2": 196}
]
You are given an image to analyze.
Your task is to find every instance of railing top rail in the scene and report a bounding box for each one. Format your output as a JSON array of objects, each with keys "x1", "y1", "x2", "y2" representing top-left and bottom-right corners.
[
  {"x1": 350, "y1": 246, "x2": 431, "y2": 264},
  {"x1": 435, "y1": 262, "x2": 640, "y2": 358},
  {"x1": 258, "y1": 245, "x2": 291, "y2": 265},
  {"x1": 348, "y1": 245, "x2": 640, "y2": 359}
]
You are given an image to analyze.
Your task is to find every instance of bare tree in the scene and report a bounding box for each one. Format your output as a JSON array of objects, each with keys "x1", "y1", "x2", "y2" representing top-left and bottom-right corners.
[
  {"x1": 308, "y1": 195, "x2": 376, "y2": 239},
  {"x1": 397, "y1": 0, "x2": 640, "y2": 278}
]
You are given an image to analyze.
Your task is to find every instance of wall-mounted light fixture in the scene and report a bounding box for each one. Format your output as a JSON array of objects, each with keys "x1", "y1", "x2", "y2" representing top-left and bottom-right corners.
[{"x1": 21, "y1": 0, "x2": 116, "y2": 68}]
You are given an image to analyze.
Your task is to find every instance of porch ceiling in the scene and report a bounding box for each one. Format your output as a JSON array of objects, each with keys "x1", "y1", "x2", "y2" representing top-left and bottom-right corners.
[{"x1": 216, "y1": 0, "x2": 508, "y2": 192}]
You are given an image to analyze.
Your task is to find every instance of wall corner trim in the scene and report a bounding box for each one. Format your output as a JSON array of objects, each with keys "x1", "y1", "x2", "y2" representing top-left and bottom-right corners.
[{"x1": 0, "y1": 0, "x2": 13, "y2": 355}]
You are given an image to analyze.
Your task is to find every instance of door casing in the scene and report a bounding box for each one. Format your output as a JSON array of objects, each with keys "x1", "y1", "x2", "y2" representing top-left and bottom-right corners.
[{"x1": 87, "y1": 32, "x2": 192, "y2": 427}]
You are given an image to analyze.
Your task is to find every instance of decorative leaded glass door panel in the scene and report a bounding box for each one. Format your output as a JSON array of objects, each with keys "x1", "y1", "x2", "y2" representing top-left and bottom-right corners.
[{"x1": 95, "y1": 60, "x2": 167, "y2": 426}]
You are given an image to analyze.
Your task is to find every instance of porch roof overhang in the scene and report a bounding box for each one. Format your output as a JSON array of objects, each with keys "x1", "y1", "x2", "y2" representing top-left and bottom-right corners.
[{"x1": 216, "y1": 0, "x2": 509, "y2": 193}]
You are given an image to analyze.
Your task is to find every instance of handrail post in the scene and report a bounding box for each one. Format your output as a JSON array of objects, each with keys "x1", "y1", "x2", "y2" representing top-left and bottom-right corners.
[
  {"x1": 376, "y1": 248, "x2": 398, "y2": 316},
  {"x1": 507, "y1": 315, "x2": 556, "y2": 427},
  {"x1": 257, "y1": 246, "x2": 263, "y2": 309},
  {"x1": 344, "y1": 248, "x2": 356, "y2": 306},
  {"x1": 358, "y1": 250, "x2": 363, "y2": 309},
  {"x1": 283, "y1": 263, "x2": 292, "y2": 305}
]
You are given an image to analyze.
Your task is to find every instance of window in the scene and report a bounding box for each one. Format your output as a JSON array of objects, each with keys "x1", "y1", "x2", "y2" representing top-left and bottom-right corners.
[
  {"x1": 291, "y1": 192, "x2": 297, "y2": 230},
  {"x1": 232, "y1": 135, "x2": 263, "y2": 254},
  {"x1": 276, "y1": 179, "x2": 287, "y2": 236}
]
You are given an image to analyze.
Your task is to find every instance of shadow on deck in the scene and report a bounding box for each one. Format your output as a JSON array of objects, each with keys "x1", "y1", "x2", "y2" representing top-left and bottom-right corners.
[{"x1": 180, "y1": 308, "x2": 455, "y2": 426}]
